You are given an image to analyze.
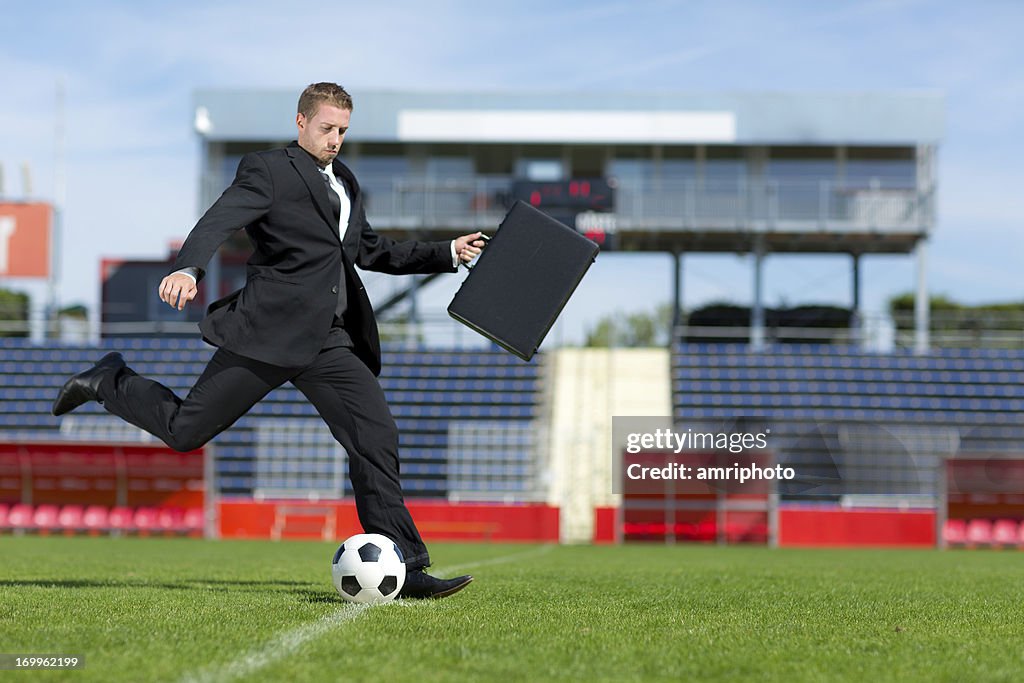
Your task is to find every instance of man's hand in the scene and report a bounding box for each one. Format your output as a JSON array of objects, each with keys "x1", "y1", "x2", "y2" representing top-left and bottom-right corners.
[
  {"x1": 454, "y1": 232, "x2": 487, "y2": 265},
  {"x1": 158, "y1": 273, "x2": 198, "y2": 311}
]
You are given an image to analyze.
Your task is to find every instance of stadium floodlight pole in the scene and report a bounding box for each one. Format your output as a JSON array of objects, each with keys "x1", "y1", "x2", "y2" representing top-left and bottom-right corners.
[
  {"x1": 194, "y1": 105, "x2": 220, "y2": 321},
  {"x1": 20, "y1": 161, "x2": 32, "y2": 196},
  {"x1": 20, "y1": 161, "x2": 46, "y2": 342},
  {"x1": 48, "y1": 76, "x2": 66, "y2": 340}
]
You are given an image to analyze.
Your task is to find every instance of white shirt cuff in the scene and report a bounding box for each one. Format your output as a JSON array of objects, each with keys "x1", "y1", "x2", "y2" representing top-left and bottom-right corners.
[
  {"x1": 450, "y1": 240, "x2": 459, "y2": 268},
  {"x1": 172, "y1": 268, "x2": 198, "y2": 284}
]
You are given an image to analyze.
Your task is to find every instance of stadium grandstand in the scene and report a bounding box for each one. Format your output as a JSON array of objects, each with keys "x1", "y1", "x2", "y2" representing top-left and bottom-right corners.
[{"x1": 2, "y1": 88, "x2": 1022, "y2": 550}]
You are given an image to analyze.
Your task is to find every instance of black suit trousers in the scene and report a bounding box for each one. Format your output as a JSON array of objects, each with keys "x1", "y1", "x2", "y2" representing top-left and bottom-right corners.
[{"x1": 95, "y1": 341, "x2": 430, "y2": 569}]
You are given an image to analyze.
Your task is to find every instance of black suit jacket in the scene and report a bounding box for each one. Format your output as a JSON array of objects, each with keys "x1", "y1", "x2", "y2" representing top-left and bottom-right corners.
[{"x1": 171, "y1": 142, "x2": 456, "y2": 373}]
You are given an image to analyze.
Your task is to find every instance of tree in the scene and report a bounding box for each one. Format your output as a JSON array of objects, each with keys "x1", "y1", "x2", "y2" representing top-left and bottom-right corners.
[
  {"x1": 682, "y1": 302, "x2": 852, "y2": 344},
  {"x1": 584, "y1": 303, "x2": 674, "y2": 347},
  {"x1": 888, "y1": 293, "x2": 1024, "y2": 347},
  {"x1": 0, "y1": 288, "x2": 29, "y2": 337},
  {"x1": 889, "y1": 293, "x2": 1024, "y2": 326}
]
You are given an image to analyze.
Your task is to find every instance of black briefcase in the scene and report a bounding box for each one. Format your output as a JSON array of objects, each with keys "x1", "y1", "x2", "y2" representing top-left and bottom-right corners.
[{"x1": 448, "y1": 201, "x2": 600, "y2": 361}]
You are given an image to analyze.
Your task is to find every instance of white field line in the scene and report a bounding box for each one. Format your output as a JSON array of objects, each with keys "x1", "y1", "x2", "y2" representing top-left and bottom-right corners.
[
  {"x1": 433, "y1": 544, "x2": 555, "y2": 578},
  {"x1": 178, "y1": 544, "x2": 555, "y2": 683},
  {"x1": 179, "y1": 604, "x2": 371, "y2": 683}
]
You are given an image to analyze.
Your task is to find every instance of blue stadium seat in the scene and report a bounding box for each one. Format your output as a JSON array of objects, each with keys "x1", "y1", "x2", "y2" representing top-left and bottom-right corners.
[{"x1": 0, "y1": 337, "x2": 547, "y2": 499}]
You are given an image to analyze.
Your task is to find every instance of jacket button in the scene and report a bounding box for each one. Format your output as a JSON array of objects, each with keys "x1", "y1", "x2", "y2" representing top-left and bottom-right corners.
[{"x1": 331, "y1": 285, "x2": 338, "y2": 294}]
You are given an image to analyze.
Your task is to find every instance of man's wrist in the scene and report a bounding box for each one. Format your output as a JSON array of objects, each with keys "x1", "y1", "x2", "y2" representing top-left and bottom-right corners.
[
  {"x1": 450, "y1": 240, "x2": 459, "y2": 269},
  {"x1": 172, "y1": 267, "x2": 201, "y2": 284}
]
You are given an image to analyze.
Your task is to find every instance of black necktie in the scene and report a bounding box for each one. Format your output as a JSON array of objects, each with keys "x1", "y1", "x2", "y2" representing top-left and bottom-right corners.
[
  {"x1": 321, "y1": 170, "x2": 347, "y2": 320},
  {"x1": 321, "y1": 170, "x2": 342, "y2": 222}
]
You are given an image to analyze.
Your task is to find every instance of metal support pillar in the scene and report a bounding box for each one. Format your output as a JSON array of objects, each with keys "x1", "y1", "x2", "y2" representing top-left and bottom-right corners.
[
  {"x1": 851, "y1": 252, "x2": 861, "y2": 347},
  {"x1": 671, "y1": 251, "x2": 683, "y2": 330},
  {"x1": 410, "y1": 275, "x2": 420, "y2": 321},
  {"x1": 751, "y1": 235, "x2": 766, "y2": 350},
  {"x1": 914, "y1": 239, "x2": 929, "y2": 354}
]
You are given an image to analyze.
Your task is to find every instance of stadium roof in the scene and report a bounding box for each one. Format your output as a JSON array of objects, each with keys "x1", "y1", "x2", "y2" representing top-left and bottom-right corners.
[{"x1": 193, "y1": 88, "x2": 944, "y2": 146}]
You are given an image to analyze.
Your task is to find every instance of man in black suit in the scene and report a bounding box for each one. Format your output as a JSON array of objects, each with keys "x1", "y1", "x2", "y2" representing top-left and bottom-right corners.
[{"x1": 53, "y1": 82, "x2": 484, "y2": 599}]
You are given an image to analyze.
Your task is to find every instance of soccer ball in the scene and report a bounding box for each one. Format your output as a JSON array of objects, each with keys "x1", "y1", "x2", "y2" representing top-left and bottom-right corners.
[{"x1": 331, "y1": 533, "x2": 406, "y2": 604}]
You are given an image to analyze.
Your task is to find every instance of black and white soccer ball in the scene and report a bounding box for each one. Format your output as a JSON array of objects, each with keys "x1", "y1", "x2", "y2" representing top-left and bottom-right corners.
[{"x1": 331, "y1": 533, "x2": 406, "y2": 604}]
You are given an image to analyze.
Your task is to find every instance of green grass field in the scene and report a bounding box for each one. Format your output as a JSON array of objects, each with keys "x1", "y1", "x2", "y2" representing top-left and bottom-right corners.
[{"x1": 1, "y1": 537, "x2": 1023, "y2": 682}]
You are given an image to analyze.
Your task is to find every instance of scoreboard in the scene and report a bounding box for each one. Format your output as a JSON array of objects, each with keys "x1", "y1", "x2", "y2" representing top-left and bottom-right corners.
[
  {"x1": 511, "y1": 179, "x2": 614, "y2": 213},
  {"x1": 510, "y1": 179, "x2": 617, "y2": 250}
]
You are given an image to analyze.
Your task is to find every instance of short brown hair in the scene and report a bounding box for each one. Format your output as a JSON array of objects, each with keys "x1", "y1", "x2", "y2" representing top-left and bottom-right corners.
[{"x1": 297, "y1": 82, "x2": 353, "y2": 119}]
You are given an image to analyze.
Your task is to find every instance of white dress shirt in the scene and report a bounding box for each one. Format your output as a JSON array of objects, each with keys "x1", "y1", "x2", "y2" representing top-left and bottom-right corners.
[{"x1": 321, "y1": 163, "x2": 352, "y2": 240}]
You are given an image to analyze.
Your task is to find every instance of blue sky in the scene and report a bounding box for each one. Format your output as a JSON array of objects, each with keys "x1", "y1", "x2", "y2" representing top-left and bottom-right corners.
[{"x1": 1, "y1": 0, "x2": 1021, "y2": 342}]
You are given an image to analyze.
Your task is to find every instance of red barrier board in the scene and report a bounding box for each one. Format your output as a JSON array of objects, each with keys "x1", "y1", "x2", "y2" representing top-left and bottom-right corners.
[
  {"x1": 778, "y1": 507, "x2": 935, "y2": 547},
  {"x1": 593, "y1": 506, "x2": 617, "y2": 544},
  {"x1": 218, "y1": 499, "x2": 560, "y2": 543}
]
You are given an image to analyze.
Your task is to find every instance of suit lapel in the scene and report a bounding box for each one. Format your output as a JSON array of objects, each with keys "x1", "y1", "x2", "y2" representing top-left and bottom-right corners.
[{"x1": 286, "y1": 142, "x2": 342, "y2": 245}]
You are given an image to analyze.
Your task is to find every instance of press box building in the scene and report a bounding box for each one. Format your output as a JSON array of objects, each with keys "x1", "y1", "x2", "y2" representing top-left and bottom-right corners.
[{"x1": 102, "y1": 88, "x2": 942, "y2": 347}]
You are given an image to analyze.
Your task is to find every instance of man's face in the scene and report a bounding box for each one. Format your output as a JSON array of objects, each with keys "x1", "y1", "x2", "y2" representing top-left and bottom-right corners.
[{"x1": 296, "y1": 103, "x2": 350, "y2": 167}]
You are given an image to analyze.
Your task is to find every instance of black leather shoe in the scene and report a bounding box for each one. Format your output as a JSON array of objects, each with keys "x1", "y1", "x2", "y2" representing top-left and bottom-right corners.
[
  {"x1": 398, "y1": 569, "x2": 473, "y2": 600},
  {"x1": 51, "y1": 352, "x2": 125, "y2": 416}
]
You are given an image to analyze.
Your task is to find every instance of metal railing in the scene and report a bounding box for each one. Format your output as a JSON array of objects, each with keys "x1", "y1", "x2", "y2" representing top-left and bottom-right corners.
[
  {"x1": 446, "y1": 420, "x2": 547, "y2": 503},
  {"x1": 0, "y1": 313, "x2": 562, "y2": 349},
  {"x1": 611, "y1": 179, "x2": 930, "y2": 232},
  {"x1": 5, "y1": 292, "x2": 1023, "y2": 351},
  {"x1": 253, "y1": 418, "x2": 347, "y2": 500},
  {"x1": 2, "y1": 309, "x2": 1022, "y2": 351},
  {"x1": 200, "y1": 173, "x2": 933, "y2": 233}
]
